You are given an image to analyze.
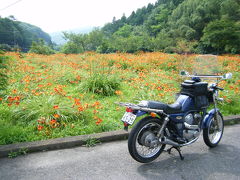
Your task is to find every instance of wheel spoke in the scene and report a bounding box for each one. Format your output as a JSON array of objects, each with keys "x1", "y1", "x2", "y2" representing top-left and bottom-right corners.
[
  {"x1": 208, "y1": 114, "x2": 223, "y2": 144},
  {"x1": 135, "y1": 122, "x2": 162, "y2": 158}
]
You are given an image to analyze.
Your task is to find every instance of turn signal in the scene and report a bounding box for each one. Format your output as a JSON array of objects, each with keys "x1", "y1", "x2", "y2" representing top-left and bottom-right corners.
[{"x1": 150, "y1": 112, "x2": 157, "y2": 117}]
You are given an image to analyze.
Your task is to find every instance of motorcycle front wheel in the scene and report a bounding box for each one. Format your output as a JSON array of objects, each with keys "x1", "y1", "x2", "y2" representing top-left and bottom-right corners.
[
  {"x1": 128, "y1": 116, "x2": 166, "y2": 163},
  {"x1": 203, "y1": 112, "x2": 224, "y2": 148}
]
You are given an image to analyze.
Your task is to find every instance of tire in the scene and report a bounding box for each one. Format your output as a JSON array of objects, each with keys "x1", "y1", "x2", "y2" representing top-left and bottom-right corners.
[
  {"x1": 203, "y1": 112, "x2": 224, "y2": 148},
  {"x1": 128, "y1": 116, "x2": 166, "y2": 163}
]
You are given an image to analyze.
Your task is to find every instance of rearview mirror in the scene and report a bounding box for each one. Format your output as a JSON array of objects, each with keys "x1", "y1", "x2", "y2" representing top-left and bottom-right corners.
[
  {"x1": 223, "y1": 73, "x2": 232, "y2": 79},
  {"x1": 180, "y1": 70, "x2": 189, "y2": 76}
]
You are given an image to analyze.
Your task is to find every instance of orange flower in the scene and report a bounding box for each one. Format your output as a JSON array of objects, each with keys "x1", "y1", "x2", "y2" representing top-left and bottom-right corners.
[
  {"x1": 53, "y1": 114, "x2": 60, "y2": 118},
  {"x1": 96, "y1": 101, "x2": 100, "y2": 106},
  {"x1": 93, "y1": 109, "x2": 99, "y2": 114},
  {"x1": 115, "y1": 90, "x2": 122, "y2": 95},
  {"x1": 37, "y1": 125, "x2": 44, "y2": 131},
  {"x1": 50, "y1": 119, "x2": 57, "y2": 125},
  {"x1": 0, "y1": 98, "x2": 2, "y2": 101},
  {"x1": 76, "y1": 75, "x2": 81, "y2": 80},
  {"x1": 95, "y1": 117, "x2": 103, "y2": 125},
  {"x1": 8, "y1": 96, "x2": 14, "y2": 102},
  {"x1": 74, "y1": 98, "x2": 81, "y2": 105},
  {"x1": 53, "y1": 105, "x2": 59, "y2": 109},
  {"x1": 54, "y1": 88, "x2": 59, "y2": 93},
  {"x1": 78, "y1": 106, "x2": 84, "y2": 112},
  {"x1": 92, "y1": 101, "x2": 100, "y2": 107},
  {"x1": 12, "y1": 89, "x2": 17, "y2": 94},
  {"x1": 14, "y1": 96, "x2": 20, "y2": 101}
]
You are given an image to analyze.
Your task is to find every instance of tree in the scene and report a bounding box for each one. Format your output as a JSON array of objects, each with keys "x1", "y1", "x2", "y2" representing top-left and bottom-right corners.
[
  {"x1": 87, "y1": 28, "x2": 105, "y2": 51},
  {"x1": 61, "y1": 0, "x2": 240, "y2": 54},
  {"x1": 113, "y1": 24, "x2": 133, "y2": 38},
  {"x1": 220, "y1": 0, "x2": 240, "y2": 21},
  {"x1": 29, "y1": 39, "x2": 55, "y2": 55},
  {"x1": 7, "y1": 15, "x2": 17, "y2": 21},
  {"x1": 144, "y1": 4, "x2": 170, "y2": 36},
  {"x1": 201, "y1": 20, "x2": 240, "y2": 54},
  {"x1": 61, "y1": 32, "x2": 87, "y2": 54},
  {"x1": 152, "y1": 32, "x2": 174, "y2": 51}
]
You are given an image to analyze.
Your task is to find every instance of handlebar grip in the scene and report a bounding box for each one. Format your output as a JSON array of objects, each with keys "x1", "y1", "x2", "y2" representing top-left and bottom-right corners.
[{"x1": 216, "y1": 87, "x2": 224, "y2": 91}]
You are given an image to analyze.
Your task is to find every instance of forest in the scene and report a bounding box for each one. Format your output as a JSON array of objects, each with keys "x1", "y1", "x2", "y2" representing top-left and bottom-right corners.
[
  {"x1": 59, "y1": 0, "x2": 240, "y2": 54},
  {"x1": 1, "y1": 0, "x2": 240, "y2": 54},
  {"x1": 0, "y1": 16, "x2": 52, "y2": 52}
]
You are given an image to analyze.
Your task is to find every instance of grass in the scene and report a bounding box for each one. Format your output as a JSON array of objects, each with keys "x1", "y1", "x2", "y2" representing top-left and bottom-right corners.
[
  {"x1": 80, "y1": 73, "x2": 120, "y2": 96},
  {"x1": 85, "y1": 138, "x2": 101, "y2": 147},
  {"x1": 8, "y1": 148, "x2": 28, "y2": 158},
  {"x1": 0, "y1": 52, "x2": 239, "y2": 145}
]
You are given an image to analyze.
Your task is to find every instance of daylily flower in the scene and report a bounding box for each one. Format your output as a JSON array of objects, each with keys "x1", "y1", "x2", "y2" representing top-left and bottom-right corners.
[{"x1": 53, "y1": 105, "x2": 59, "y2": 109}]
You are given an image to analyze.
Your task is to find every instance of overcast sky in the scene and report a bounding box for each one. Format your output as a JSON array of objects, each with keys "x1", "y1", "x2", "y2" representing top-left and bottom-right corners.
[{"x1": 0, "y1": 0, "x2": 157, "y2": 33}]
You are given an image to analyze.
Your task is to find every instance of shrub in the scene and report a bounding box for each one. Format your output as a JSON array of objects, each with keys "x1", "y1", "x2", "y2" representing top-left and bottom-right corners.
[
  {"x1": 0, "y1": 44, "x2": 12, "y2": 52},
  {"x1": 81, "y1": 74, "x2": 120, "y2": 96},
  {"x1": 0, "y1": 125, "x2": 32, "y2": 144},
  {"x1": 29, "y1": 39, "x2": 55, "y2": 55}
]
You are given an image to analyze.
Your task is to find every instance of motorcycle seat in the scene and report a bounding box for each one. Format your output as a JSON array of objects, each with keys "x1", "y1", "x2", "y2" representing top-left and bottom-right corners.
[{"x1": 139, "y1": 100, "x2": 182, "y2": 114}]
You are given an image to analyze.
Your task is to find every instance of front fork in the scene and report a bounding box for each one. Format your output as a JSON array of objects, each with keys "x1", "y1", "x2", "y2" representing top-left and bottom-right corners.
[{"x1": 213, "y1": 91, "x2": 220, "y2": 129}]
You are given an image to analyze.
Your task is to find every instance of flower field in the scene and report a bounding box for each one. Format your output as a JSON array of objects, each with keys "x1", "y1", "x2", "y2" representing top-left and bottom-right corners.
[{"x1": 0, "y1": 52, "x2": 239, "y2": 145}]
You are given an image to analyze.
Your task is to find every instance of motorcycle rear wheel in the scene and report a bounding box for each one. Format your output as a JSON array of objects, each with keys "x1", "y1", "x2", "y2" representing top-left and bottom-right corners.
[
  {"x1": 203, "y1": 112, "x2": 224, "y2": 148},
  {"x1": 128, "y1": 116, "x2": 166, "y2": 163}
]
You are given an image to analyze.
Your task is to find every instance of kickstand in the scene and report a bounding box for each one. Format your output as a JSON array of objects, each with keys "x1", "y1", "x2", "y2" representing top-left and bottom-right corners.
[{"x1": 167, "y1": 146, "x2": 184, "y2": 160}]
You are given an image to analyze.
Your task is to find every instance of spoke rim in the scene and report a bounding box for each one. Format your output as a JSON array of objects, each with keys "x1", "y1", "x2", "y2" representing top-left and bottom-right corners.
[
  {"x1": 208, "y1": 114, "x2": 223, "y2": 144},
  {"x1": 135, "y1": 122, "x2": 162, "y2": 158}
]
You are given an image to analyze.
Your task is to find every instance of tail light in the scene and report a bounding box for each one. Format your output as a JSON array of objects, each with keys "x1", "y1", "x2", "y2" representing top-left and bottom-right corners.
[
  {"x1": 126, "y1": 107, "x2": 133, "y2": 113},
  {"x1": 123, "y1": 122, "x2": 128, "y2": 127}
]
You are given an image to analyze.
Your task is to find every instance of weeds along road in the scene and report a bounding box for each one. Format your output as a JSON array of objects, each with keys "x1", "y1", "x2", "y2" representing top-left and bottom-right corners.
[{"x1": 1, "y1": 124, "x2": 240, "y2": 180}]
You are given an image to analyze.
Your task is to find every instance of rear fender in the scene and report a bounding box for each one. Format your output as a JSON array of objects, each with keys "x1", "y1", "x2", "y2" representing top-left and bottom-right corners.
[
  {"x1": 202, "y1": 108, "x2": 219, "y2": 129},
  {"x1": 135, "y1": 110, "x2": 147, "y2": 117}
]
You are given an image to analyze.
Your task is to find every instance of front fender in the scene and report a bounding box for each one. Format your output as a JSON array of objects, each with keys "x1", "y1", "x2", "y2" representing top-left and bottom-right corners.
[{"x1": 202, "y1": 108, "x2": 219, "y2": 129}]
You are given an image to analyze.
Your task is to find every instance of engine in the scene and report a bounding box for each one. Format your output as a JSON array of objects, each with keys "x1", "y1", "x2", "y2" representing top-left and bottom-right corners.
[{"x1": 183, "y1": 113, "x2": 201, "y2": 141}]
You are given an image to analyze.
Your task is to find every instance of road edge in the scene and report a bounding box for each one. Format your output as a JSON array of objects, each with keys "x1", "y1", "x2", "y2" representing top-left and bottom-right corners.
[{"x1": 0, "y1": 115, "x2": 239, "y2": 158}]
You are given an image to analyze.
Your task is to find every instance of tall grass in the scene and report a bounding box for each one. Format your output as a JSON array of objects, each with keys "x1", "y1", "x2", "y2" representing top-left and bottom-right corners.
[
  {"x1": 0, "y1": 54, "x2": 9, "y2": 96},
  {"x1": 80, "y1": 73, "x2": 120, "y2": 96}
]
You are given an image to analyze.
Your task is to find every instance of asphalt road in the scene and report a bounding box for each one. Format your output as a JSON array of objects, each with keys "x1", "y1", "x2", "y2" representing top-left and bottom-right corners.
[{"x1": 1, "y1": 124, "x2": 240, "y2": 180}]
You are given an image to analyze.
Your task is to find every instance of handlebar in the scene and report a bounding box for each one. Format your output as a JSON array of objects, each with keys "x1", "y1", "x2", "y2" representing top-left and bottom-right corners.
[
  {"x1": 180, "y1": 71, "x2": 232, "y2": 81},
  {"x1": 215, "y1": 86, "x2": 224, "y2": 91},
  {"x1": 209, "y1": 84, "x2": 224, "y2": 91}
]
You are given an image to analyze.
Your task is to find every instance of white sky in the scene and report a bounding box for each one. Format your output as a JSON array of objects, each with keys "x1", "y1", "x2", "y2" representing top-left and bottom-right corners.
[{"x1": 0, "y1": 0, "x2": 157, "y2": 33}]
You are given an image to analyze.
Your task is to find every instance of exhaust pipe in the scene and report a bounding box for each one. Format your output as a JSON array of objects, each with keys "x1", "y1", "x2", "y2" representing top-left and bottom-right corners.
[{"x1": 161, "y1": 138, "x2": 180, "y2": 147}]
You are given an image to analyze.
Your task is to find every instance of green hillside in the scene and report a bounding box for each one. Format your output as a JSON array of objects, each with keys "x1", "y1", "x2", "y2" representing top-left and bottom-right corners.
[
  {"x1": 61, "y1": 0, "x2": 240, "y2": 54},
  {"x1": 100, "y1": 0, "x2": 240, "y2": 54},
  {"x1": 0, "y1": 17, "x2": 52, "y2": 52}
]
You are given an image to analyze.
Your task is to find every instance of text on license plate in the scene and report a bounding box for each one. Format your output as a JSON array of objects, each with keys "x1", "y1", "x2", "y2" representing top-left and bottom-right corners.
[{"x1": 121, "y1": 112, "x2": 137, "y2": 125}]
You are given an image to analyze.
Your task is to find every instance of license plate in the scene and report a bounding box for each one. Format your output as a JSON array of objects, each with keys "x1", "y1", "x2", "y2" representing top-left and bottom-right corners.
[{"x1": 121, "y1": 112, "x2": 137, "y2": 125}]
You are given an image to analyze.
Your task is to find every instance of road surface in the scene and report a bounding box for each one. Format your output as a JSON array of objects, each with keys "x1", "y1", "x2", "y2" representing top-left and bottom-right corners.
[{"x1": 0, "y1": 124, "x2": 240, "y2": 180}]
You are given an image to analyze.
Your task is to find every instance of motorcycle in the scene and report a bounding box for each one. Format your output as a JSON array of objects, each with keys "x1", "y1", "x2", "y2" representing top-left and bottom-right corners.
[{"x1": 117, "y1": 70, "x2": 232, "y2": 163}]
